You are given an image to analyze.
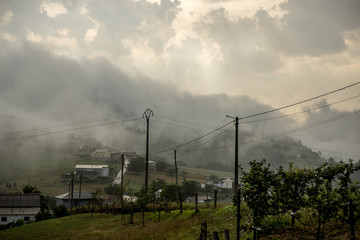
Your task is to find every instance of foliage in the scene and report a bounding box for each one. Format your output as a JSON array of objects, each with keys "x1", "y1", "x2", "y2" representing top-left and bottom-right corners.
[
  {"x1": 182, "y1": 180, "x2": 197, "y2": 198},
  {"x1": 53, "y1": 205, "x2": 68, "y2": 218},
  {"x1": 127, "y1": 157, "x2": 145, "y2": 172},
  {"x1": 156, "y1": 161, "x2": 167, "y2": 172},
  {"x1": 87, "y1": 188, "x2": 104, "y2": 208},
  {"x1": 17, "y1": 185, "x2": 50, "y2": 220},
  {"x1": 241, "y1": 159, "x2": 276, "y2": 228},
  {"x1": 104, "y1": 184, "x2": 121, "y2": 196}
]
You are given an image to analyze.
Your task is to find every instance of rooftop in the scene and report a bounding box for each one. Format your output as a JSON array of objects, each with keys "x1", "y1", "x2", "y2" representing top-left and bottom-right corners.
[
  {"x1": 55, "y1": 191, "x2": 93, "y2": 200},
  {"x1": 75, "y1": 165, "x2": 108, "y2": 169},
  {"x1": 0, "y1": 194, "x2": 41, "y2": 208}
]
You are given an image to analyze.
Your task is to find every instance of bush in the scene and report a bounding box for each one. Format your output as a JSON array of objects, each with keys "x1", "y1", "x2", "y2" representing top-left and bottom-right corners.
[
  {"x1": 15, "y1": 219, "x2": 24, "y2": 226},
  {"x1": 53, "y1": 205, "x2": 68, "y2": 218},
  {"x1": 127, "y1": 157, "x2": 145, "y2": 172}
]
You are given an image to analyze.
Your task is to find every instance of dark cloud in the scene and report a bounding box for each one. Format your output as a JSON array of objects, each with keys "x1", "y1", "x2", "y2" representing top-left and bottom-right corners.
[{"x1": 195, "y1": 8, "x2": 282, "y2": 74}]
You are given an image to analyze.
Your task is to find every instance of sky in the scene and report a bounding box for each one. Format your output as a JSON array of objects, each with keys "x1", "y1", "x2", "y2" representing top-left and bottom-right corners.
[{"x1": 0, "y1": 0, "x2": 359, "y2": 163}]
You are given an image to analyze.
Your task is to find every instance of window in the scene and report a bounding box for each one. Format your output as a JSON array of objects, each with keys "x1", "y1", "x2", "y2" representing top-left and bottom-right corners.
[
  {"x1": 1, "y1": 217, "x2": 7, "y2": 222},
  {"x1": 24, "y1": 216, "x2": 30, "y2": 221}
]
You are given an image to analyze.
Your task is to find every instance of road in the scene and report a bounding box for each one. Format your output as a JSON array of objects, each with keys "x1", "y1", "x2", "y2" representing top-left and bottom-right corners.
[{"x1": 113, "y1": 156, "x2": 129, "y2": 184}]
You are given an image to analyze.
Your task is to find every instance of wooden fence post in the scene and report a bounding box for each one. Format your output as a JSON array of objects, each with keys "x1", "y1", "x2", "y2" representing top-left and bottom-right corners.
[
  {"x1": 199, "y1": 221, "x2": 207, "y2": 240},
  {"x1": 195, "y1": 193, "x2": 199, "y2": 213},
  {"x1": 213, "y1": 231, "x2": 219, "y2": 240},
  {"x1": 224, "y1": 229, "x2": 230, "y2": 240},
  {"x1": 214, "y1": 189, "x2": 217, "y2": 209}
]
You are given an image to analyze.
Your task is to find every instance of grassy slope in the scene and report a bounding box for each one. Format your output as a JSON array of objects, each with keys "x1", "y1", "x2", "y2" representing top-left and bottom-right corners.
[
  {"x1": 0, "y1": 204, "x2": 237, "y2": 240},
  {"x1": 1, "y1": 204, "x2": 358, "y2": 240}
]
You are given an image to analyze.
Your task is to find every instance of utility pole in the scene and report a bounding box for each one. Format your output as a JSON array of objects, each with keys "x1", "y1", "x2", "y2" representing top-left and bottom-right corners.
[
  {"x1": 143, "y1": 108, "x2": 153, "y2": 191},
  {"x1": 67, "y1": 181, "x2": 70, "y2": 209},
  {"x1": 174, "y1": 150, "x2": 179, "y2": 202},
  {"x1": 226, "y1": 115, "x2": 241, "y2": 240},
  {"x1": 121, "y1": 153, "x2": 124, "y2": 207},
  {"x1": 71, "y1": 172, "x2": 74, "y2": 209},
  {"x1": 226, "y1": 115, "x2": 239, "y2": 199},
  {"x1": 78, "y1": 173, "x2": 82, "y2": 207}
]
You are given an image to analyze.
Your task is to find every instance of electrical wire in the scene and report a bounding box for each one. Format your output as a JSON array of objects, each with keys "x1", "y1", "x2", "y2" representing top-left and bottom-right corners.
[
  {"x1": 257, "y1": 109, "x2": 360, "y2": 141},
  {"x1": 148, "y1": 120, "x2": 234, "y2": 155},
  {"x1": 240, "y1": 94, "x2": 360, "y2": 124},
  {"x1": 177, "y1": 124, "x2": 234, "y2": 158},
  {"x1": 0, "y1": 117, "x2": 142, "y2": 143},
  {"x1": 236, "y1": 81, "x2": 360, "y2": 120}
]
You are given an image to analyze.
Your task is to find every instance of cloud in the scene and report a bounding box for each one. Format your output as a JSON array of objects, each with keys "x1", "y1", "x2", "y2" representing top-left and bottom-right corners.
[
  {"x1": 0, "y1": 39, "x2": 298, "y2": 165},
  {"x1": 195, "y1": 8, "x2": 282, "y2": 74},
  {"x1": 40, "y1": 1, "x2": 68, "y2": 18}
]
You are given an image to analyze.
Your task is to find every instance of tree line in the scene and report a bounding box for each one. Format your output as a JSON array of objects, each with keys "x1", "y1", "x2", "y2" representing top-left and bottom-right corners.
[{"x1": 240, "y1": 159, "x2": 360, "y2": 240}]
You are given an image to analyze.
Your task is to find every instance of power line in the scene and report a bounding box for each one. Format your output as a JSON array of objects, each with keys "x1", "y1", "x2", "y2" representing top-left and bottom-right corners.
[
  {"x1": 177, "y1": 124, "x2": 234, "y2": 158},
  {"x1": 0, "y1": 117, "x2": 141, "y2": 143},
  {"x1": 236, "y1": 81, "x2": 360, "y2": 120},
  {"x1": 0, "y1": 114, "x2": 141, "y2": 136},
  {"x1": 174, "y1": 109, "x2": 360, "y2": 155},
  {"x1": 257, "y1": 109, "x2": 360, "y2": 141},
  {"x1": 240, "y1": 94, "x2": 360, "y2": 124},
  {"x1": 148, "y1": 120, "x2": 234, "y2": 155}
]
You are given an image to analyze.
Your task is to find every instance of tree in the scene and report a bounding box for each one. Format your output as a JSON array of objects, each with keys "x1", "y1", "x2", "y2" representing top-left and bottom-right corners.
[
  {"x1": 17, "y1": 185, "x2": 49, "y2": 220},
  {"x1": 182, "y1": 180, "x2": 197, "y2": 198},
  {"x1": 87, "y1": 188, "x2": 103, "y2": 216},
  {"x1": 241, "y1": 160, "x2": 276, "y2": 240},
  {"x1": 273, "y1": 163, "x2": 310, "y2": 226},
  {"x1": 127, "y1": 157, "x2": 145, "y2": 173},
  {"x1": 156, "y1": 161, "x2": 167, "y2": 172}
]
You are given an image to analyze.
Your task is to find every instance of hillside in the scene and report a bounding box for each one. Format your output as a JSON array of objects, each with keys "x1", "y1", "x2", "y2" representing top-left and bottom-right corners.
[{"x1": 0, "y1": 204, "x2": 358, "y2": 240}]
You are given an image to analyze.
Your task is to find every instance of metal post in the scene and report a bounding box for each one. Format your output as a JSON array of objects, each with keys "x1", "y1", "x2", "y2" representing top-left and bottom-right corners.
[{"x1": 142, "y1": 108, "x2": 153, "y2": 191}]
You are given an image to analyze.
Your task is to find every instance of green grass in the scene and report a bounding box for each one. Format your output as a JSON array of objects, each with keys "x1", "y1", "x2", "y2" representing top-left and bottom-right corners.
[
  {"x1": 1, "y1": 204, "x2": 359, "y2": 240},
  {"x1": 0, "y1": 204, "x2": 241, "y2": 240}
]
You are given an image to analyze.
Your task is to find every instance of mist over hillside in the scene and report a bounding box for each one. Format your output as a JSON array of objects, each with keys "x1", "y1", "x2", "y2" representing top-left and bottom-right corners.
[{"x1": 0, "y1": 41, "x2": 359, "y2": 181}]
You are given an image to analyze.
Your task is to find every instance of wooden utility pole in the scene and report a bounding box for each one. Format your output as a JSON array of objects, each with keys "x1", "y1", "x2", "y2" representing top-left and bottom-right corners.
[
  {"x1": 174, "y1": 150, "x2": 179, "y2": 202},
  {"x1": 78, "y1": 173, "x2": 82, "y2": 207},
  {"x1": 226, "y1": 115, "x2": 239, "y2": 202},
  {"x1": 121, "y1": 153, "x2": 124, "y2": 207},
  {"x1": 142, "y1": 108, "x2": 153, "y2": 191},
  {"x1": 71, "y1": 172, "x2": 74, "y2": 209},
  {"x1": 234, "y1": 117, "x2": 239, "y2": 200}
]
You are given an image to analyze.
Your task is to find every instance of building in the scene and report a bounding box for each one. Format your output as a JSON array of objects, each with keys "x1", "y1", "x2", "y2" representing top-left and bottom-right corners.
[
  {"x1": 90, "y1": 149, "x2": 111, "y2": 161},
  {"x1": 148, "y1": 161, "x2": 156, "y2": 171},
  {"x1": 55, "y1": 191, "x2": 93, "y2": 208},
  {"x1": 0, "y1": 194, "x2": 41, "y2": 225},
  {"x1": 185, "y1": 195, "x2": 213, "y2": 203},
  {"x1": 75, "y1": 165, "x2": 109, "y2": 179}
]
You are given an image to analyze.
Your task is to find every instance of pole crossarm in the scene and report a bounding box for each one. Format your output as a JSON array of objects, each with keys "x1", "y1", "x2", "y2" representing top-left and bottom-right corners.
[{"x1": 142, "y1": 108, "x2": 154, "y2": 119}]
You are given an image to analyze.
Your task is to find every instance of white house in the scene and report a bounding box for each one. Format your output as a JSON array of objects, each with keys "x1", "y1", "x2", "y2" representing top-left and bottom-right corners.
[
  {"x1": 90, "y1": 149, "x2": 111, "y2": 161},
  {"x1": 0, "y1": 194, "x2": 41, "y2": 225},
  {"x1": 75, "y1": 165, "x2": 109, "y2": 179}
]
